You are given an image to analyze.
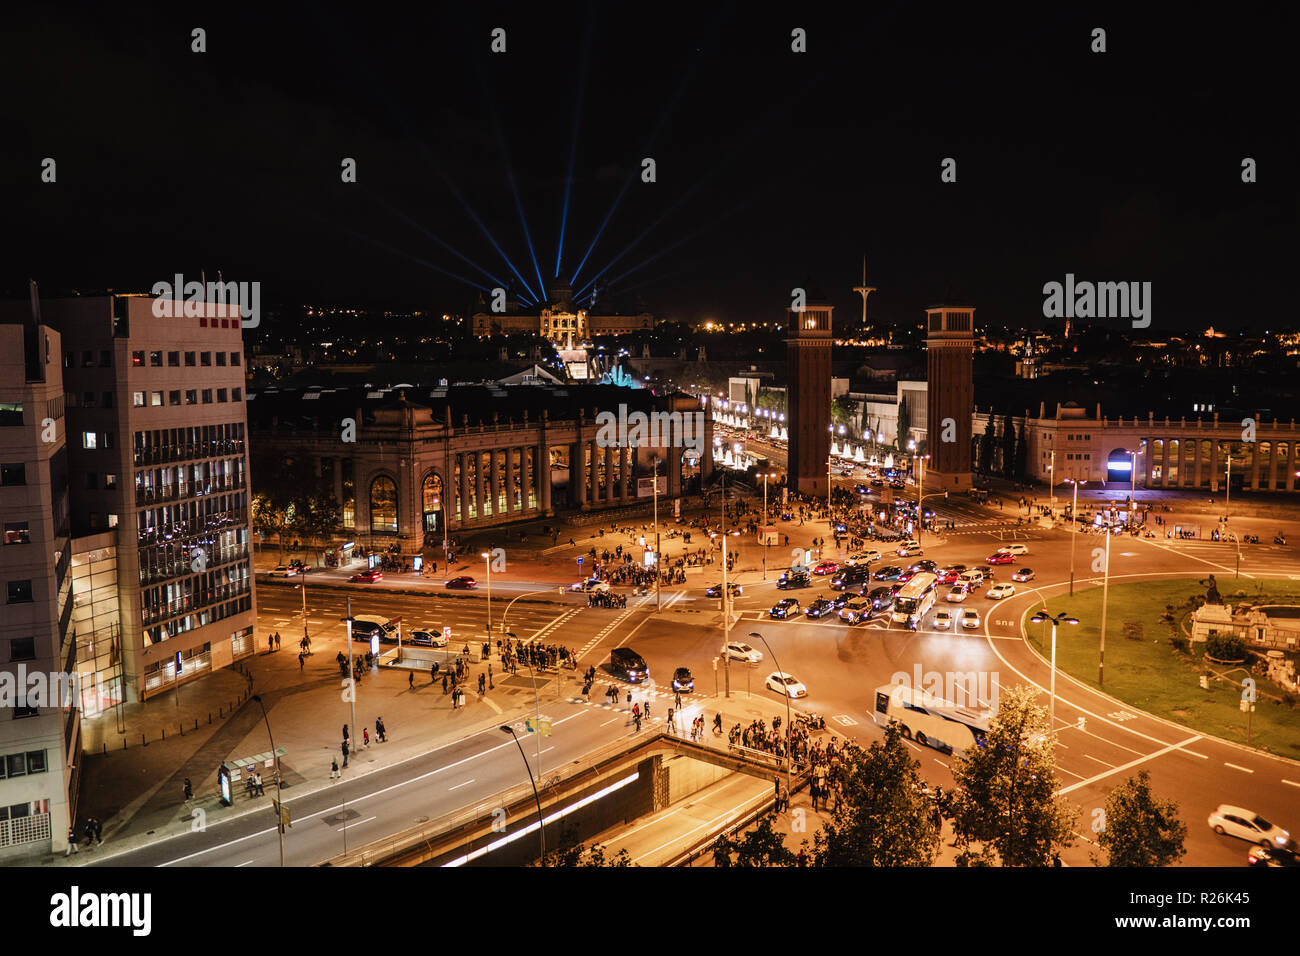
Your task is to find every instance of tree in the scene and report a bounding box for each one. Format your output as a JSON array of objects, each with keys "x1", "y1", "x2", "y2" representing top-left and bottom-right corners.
[
  {"x1": 538, "y1": 825, "x2": 634, "y2": 867},
  {"x1": 714, "y1": 814, "x2": 796, "y2": 867},
  {"x1": 950, "y1": 685, "x2": 1077, "y2": 866},
  {"x1": 813, "y1": 723, "x2": 940, "y2": 866},
  {"x1": 896, "y1": 396, "x2": 912, "y2": 450},
  {"x1": 977, "y1": 419, "x2": 996, "y2": 475},
  {"x1": 1000, "y1": 412, "x2": 1016, "y2": 480},
  {"x1": 1093, "y1": 771, "x2": 1187, "y2": 867}
]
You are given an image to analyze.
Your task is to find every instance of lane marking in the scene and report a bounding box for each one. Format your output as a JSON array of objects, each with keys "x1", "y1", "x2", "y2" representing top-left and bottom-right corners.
[
  {"x1": 448, "y1": 779, "x2": 475, "y2": 791},
  {"x1": 235, "y1": 860, "x2": 254, "y2": 867},
  {"x1": 1283, "y1": 779, "x2": 1300, "y2": 789},
  {"x1": 1223, "y1": 762, "x2": 1254, "y2": 774},
  {"x1": 338, "y1": 815, "x2": 377, "y2": 832},
  {"x1": 1081, "y1": 753, "x2": 1116, "y2": 768}
]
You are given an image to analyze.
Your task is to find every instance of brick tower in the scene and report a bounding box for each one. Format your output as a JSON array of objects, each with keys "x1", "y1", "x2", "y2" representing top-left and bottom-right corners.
[
  {"x1": 925, "y1": 305, "x2": 974, "y2": 491},
  {"x1": 785, "y1": 281, "x2": 833, "y2": 498}
]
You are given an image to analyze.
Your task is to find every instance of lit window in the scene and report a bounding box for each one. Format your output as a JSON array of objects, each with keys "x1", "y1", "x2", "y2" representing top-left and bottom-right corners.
[{"x1": 82, "y1": 431, "x2": 97, "y2": 450}]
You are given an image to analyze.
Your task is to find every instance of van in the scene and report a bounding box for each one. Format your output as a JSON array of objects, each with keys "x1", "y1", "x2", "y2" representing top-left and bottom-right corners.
[
  {"x1": 959, "y1": 569, "x2": 985, "y2": 588},
  {"x1": 350, "y1": 614, "x2": 398, "y2": 643},
  {"x1": 610, "y1": 647, "x2": 649, "y2": 683}
]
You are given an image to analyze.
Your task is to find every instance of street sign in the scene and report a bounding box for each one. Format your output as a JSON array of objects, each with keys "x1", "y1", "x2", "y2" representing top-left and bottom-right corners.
[
  {"x1": 442, "y1": 626, "x2": 452, "y2": 642},
  {"x1": 577, "y1": 556, "x2": 583, "y2": 565}
]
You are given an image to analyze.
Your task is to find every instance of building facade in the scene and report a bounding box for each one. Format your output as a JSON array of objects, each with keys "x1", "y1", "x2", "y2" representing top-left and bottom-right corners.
[
  {"x1": 925, "y1": 306, "x2": 975, "y2": 491},
  {"x1": 785, "y1": 289, "x2": 833, "y2": 497}
]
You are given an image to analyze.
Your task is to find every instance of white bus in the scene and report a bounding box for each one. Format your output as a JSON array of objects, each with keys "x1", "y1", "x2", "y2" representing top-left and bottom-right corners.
[
  {"x1": 872, "y1": 682, "x2": 991, "y2": 755},
  {"x1": 890, "y1": 572, "x2": 938, "y2": 625}
]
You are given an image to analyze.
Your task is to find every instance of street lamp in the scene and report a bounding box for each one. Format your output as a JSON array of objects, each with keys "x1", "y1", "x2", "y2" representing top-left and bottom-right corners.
[
  {"x1": 759, "y1": 471, "x2": 777, "y2": 579},
  {"x1": 916, "y1": 490, "x2": 946, "y2": 547},
  {"x1": 1030, "y1": 611, "x2": 1078, "y2": 730},
  {"x1": 295, "y1": 578, "x2": 309, "y2": 647},
  {"x1": 748, "y1": 630, "x2": 792, "y2": 813},
  {"x1": 1064, "y1": 478, "x2": 1086, "y2": 595},
  {"x1": 251, "y1": 694, "x2": 285, "y2": 867},
  {"x1": 480, "y1": 551, "x2": 493, "y2": 638},
  {"x1": 500, "y1": 724, "x2": 546, "y2": 863}
]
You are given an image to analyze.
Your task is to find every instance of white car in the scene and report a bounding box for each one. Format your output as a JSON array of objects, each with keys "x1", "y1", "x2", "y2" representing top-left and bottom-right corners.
[
  {"x1": 268, "y1": 565, "x2": 298, "y2": 578},
  {"x1": 960, "y1": 609, "x2": 981, "y2": 629},
  {"x1": 986, "y1": 583, "x2": 1016, "y2": 600},
  {"x1": 765, "y1": 671, "x2": 808, "y2": 699},
  {"x1": 726, "y1": 641, "x2": 763, "y2": 664},
  {"x1": 933, "y1": 609, "x2": 953, "y2": 630},
  {"x1": 571, "y1": 579, "x2": 610, "y2": 593},
  {"x1": 897, "y1": 542, "x2": 923, "y2": 557},
  {"x1": 997, "y1": 543, "x2": 1029, "y2": 556},
  {"x1": 409, "y1": 629, "x2": 448, "y2": 647},
  {"x1": 1208, "y1": 805, "x2": 1292, "y2": 847},
  {"x1": 959, "y1": 570, "x2": 985, "y2": 588},
  {"x1": 946, "y1": 585, "x2": 968, "y2": 603},
  {"x1": 850, "y1": 550, "x2": 881, "y2": 565}
]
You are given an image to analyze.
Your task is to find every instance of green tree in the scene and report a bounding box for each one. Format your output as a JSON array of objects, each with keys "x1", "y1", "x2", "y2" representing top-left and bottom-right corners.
[
  {"x1": 538, "y1": 825, "x2": 634, "y2": 867},
  {"x1": 1093, "y1": 770, "x2": 1187, "y2": 867},
  {"x1": 950, "y1": 685, "x2": 1077, "y2": 866},
  {"x1": 714, "y1": 814, "x2": 796, "y2": 867},
  {"x1": 813, "y1": 723, "x2": 940, "y2": 866}
]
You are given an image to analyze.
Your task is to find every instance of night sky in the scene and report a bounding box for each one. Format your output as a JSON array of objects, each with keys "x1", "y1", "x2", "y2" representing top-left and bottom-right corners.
[{"x1": 2, "y1": 3, "x2": 1294, "y2": 332}]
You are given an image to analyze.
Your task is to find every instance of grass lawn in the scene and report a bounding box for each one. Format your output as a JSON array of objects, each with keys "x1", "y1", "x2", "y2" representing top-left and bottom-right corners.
[{"x1": 1022, "y1": 577, "x2": 1300, "y2": 760}]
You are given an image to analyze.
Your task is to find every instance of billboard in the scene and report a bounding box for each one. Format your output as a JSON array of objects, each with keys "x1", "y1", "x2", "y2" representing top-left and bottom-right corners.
[{"x1": 637, "y1": 476, "x2": 668, "y2": 498}]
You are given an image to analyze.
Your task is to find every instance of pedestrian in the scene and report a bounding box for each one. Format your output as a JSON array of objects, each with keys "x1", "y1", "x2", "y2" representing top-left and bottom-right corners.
[
  {"x1": 274, "y1": 632, "x2": 280, "y2": 650},
  {"x1": 299, "y1": 652, "x2": 305, "y2": 672},
  {"x1": 83, "y1": 819, "x2": 95, "y2": 847},
  {"x1": 93, "y1": 817, "x2": 103, "y2": 845},
  {"x1": 409, "y1": 672, "x2": 414, "y2": 690},
  {"x1": 342, "y1": 723, "x2": 349, "y2": 742},
  {"x1": 66, "y1": 827, "x2": 79, "y2": 856},
  {"x1": 330, "y1": 757, "x2": 340, "y2": 779},
  {"x1": 363, "y1": 728, "x2": 370, "y2": 747},
  {"x1": 268, "y1": 635, "x2": 274, "y2": 652},
  {"x1": 626, "y1": 690, "x2": 632, "y2": 708},
  {"x1": 644, "y1": 699, "x2": 651, "y2": 720},
  {"x1": 376, "y1": 717, "x2": 386, "y2": 742},
  {"x1": 342, "y1": 740, "x2": 349, "y2": 768},
  {"x1": 667, "y1": 707, "x2": 674, "y2": 732}
]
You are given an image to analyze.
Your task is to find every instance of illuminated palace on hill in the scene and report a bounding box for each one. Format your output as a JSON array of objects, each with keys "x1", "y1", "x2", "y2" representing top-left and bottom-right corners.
[{"x1": 471, "y1": 281, "x2": 654, "y2": 346}]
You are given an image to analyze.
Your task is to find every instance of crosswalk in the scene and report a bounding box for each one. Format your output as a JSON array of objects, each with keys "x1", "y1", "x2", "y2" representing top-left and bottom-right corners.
[{"x1": 1140, "y1": 539, "x2": 1300, "y2": 578}]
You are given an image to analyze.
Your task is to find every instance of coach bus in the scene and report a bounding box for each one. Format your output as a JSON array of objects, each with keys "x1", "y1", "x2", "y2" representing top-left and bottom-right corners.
[
  {"x1": 890, "y1": 571, "x2": 938, "y2": 625},
  {"x1": 872, "y1": 682, "x2": 991, "y2": 755}
]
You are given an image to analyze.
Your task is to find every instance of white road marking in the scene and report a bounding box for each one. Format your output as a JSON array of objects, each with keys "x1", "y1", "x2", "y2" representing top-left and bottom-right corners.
[
  {"x1": 338, "y1": 816, "x2": 377, "y2": 832},
  {"x1": 1082, "y1": 753, "x2": 1115, "y2": 768},
  {"x1": 448, "y1": 779, "x2": 475, "y2": 791},
  {"x1": 1223, "y1": 762, "x2": 1254, "y2": 774},
  {"x1": 599, "y1": 717, "x2": 619, "y2": 727},
  {"x1": 1282, "y1": 779, "x2": 1300, "y2": 789},
  {"x1": 1058, "y1": 735, "x2": 1203, "y2": 796},
  {"x1": 235, "y1": 860, "x2": 254, "y2": 867}
]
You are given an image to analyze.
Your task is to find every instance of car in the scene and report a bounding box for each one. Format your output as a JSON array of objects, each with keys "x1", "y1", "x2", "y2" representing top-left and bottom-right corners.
[
  {"x1": 897, "y1": 542, "x2": 923, "y2": 557},
  {"x1": 813, "y1": 561, "x2": 839, "y2": 575},
  {"x1": 849, "y1": 550, "x2": 881, "y2": 565},
  {"x1": 854, "y1": 484, "x2": 870, "y2": 496},
  {"x1": 975, "y1": 565, "x2": 996, "y2": 580},
  {"x1": 933, "y1": 609, "x2": 953, "y2": 630},
  {"x1": 986, "y1": 583, "x2": 1016, "y2": 600},
  {"x1": 349, "y1": 568, "x2": 383, "y2": 583},
  {"x1": 610, "y1": 647, "x2": 649, "y2": 683},
  {"x1": 805, "y1": 598, "x2": 836, "y2": 619},
  {"x1": 1012, "y1": 568, "x2": 1036, "y2": 582},
  {"x1": 770, "y1": 597, "x2": 802, "y2": 619},
  {"x1": 571, "y1": 578, "x2": 610, "y2": 593},
  {"x1": 986, "y1": 551, "x2": 1015, "y2": 565},
  {"x1": 896, "y1": 569, "x2": 918, "y2": 585},
  {"x1": 828, "y1": 591, "x2": 854, "y2": 609},
  {"x1": 287, "y1": 559, "x2": 312, "y2": 573},
  {"x1": 268, "y1": 565, "x2": 298, "y2": 578},
  {"x1": 960, "y1": 609, "x2": 981, "y2": 629},
  {"x1": 706, "y1": 582, "x2": 744, "y2": 598},
  {"x1": 776, "y1": 571, "x2": 811, "y2": 590},
  {"x1": 864, "y1": 586, "x2": 895, "y2": 612},
  {"x1": 445, "y1": 575, "x2": 477, "y2": 589},
  {"x1": 936, "y1": 568, "x2": 961, "y2": 585},
  {"x1": 909, "y1": 560, "x2": 938, "y2": 573},
  {"x1": 726, "y1": 641, "x2": 763, "y2": 663},
  {"x1": 958, "y1": 570, "x2": 984, "y2": 589},
  {"x1": 873, "y1": 565, "x2": 904, "y2": 581},
  {"x1": 830, "y1": 568, "x2": 870, "y2": 589},
  {"x1": 839, "y1": 599, "x2": 872, "y2": 624},
  {"x1": 946, "y1": 585, "x2": 969, "y2": 603},
  {"x1": 1248, "y1": 845, "x2": 1300, "y2": 867},
  {"x1": 1207, "y1": 805, "x2": 1292, "y2": 847},
  {"x1": 998, "y1": 543, "x2": 1029, "y2": 556},
  {"x1": 409, "y1": 628, "x2": 448, "y2": 647},
  {"x1": 672, "y1": 667, "x2": 695, "y2": 693},
  {"x1": 765, "y1": 671, "x2": 808, "y2": 698}
]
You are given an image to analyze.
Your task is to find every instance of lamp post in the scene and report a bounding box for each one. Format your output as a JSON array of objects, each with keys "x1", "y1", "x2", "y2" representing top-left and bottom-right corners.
[
  {"x1": 748, "y1": 630, "x2": 792, "y2": 812},
  {"x1": 1065, "y1": 478, "x2": 1086, "y2": 595},
  {"x1": 500, "y1": 724, "x2": 545, "y2": 863},
  {"x1": 1097, "y1": 523, "x2": 1111, "y2": 686},
  {"x1": 341, "y1": 596, "x2": 357, "y2": 748},
  {"x1": 1030, "y1": 611, "x2": 1078, "y2": 730},
  {"x1": 251, "y1": 694, "x2": 285, "y2": 867},
  {"x1": 481, "y1": 551, "x2": 493, "y2": 638},
  {"x1": 760, "y1": 471, "x2": 777, "y2": 579},
  {"x1": 297, "y1": 578, "x2": 309, "y2": 645}
]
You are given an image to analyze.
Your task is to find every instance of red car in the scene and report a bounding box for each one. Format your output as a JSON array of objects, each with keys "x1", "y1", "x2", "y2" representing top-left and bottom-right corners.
[
  {"x1": 936, "y1": 568, "x2": 961, "y2": 584},
  {"x1": 896, "y1": 569, "x2": 917, "y2": 583},
  {"x1": 445, "y1": 576, "x2": 477, "y2": 589},
  {"x1": 349, "y1": 569, "x2": 383, "y2": 583},
  {"x1": 986, "y1": 552, "x2": 1015, "y2": 565},
  {"x1": 813, "y1": 561, "x2": 839, "y2": 575}
]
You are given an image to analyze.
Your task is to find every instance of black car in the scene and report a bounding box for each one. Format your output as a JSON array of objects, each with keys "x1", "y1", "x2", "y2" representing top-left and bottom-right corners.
[
  {"x1": 865, "y1": 586, "x2": 895, "y2": 612},
  {"x1": 872, "y1": 565, "x2": 904, "y2": 581},
  {"x1": 610, "y1": 647, "x2": 649, "y2": 683},
  {"x1": 672, "y1": 667, "x2": 695, "y2": 693},
  {"x1": 769, "y1": 597, "x2": 801, "y2": 619},
  {"x1": 909, "y1": 560, "x2": 938, "y2": 573},
  {"x1": 706, "y1": 582, "x2": 743, "y2": 598},
  {"x1": 776, "y1": 571, "x2": 811, "y2": 590},
  {"x1": 805, "y1": 598, "x2": 835, "y2": 619},
  {"x1": 828, "y1": 591, "x2": 853, "y2": 609},
  {"x1": 830, "y1": 568, "x2": 870, "y2": 590},
  {"x1": 854, "y1": 484, "x2": 870, "y2": 496}
]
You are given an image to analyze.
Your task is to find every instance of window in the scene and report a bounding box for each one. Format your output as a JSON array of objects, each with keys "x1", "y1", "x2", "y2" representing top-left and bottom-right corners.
[
  {"x1": 104, "y1": 474, "x2": 117, "y2": 490},
  {"x1": 169, "y1": 390, "x2": 181, "y2": 406},
  {"x1": 82, "y1": 391, "x2": 97, "y2": 408},
  {"x1": 151, "y1": 391, "x2": 163, "y2": 407},
  {"x1": 202, "y1": 389, "x2": 213, "y2": 404},
  {"x1": 230, "y1": 351, "x2": 241, "y2": 366},
  {"x1": 0, "y1": 403, "x2": 23, "y2": 426},
  {"x1": 82, "y1": 431, "x2": 97, "y2": 450},
  {"x1": 6, "y1": 581, "x2": 34, "y2": 604},
  {"x1": 217, "y1": 389, "x2": 228, "y2": 403},
  {"x1": 5, "y1": 754, "x2": 24, "y2": 778},
  {"x1": 150, "y1": 350, "x2": 162, "y2": 366},
  {"x1": 133, "y1": 391, "x2": 145, "y2": 407},
  {"x1": 0, "y1": 464, "x2": 25, "y2": 486},
  {"x1": 81, "y1": 350, "x2": 96, "y2": 367},
  {"x1": 232, "y1": 388, "x2": 242, "y2": 402},
  {"x1": 102, "y1": 391, "x2": 114, "y2": 408},
  {"x1": 216, "y1": 351, "x2": 227, "y2": 366},
  {"x1": 370, "y1": 476, "x2": 398, "y2": 534},
  {"x1": 27, "y1": 750, "x2": 46, "y2": 774},
  {"x1": 103, "y1": 432, "x2": 114, "y2": 449},
  {"x1": 168, "y1": 351, "x2": 180, "y2": 367},
  {"x1": 132, "y1": 351, "x2": 145, "y2": 366},
  {"x1": 184, "y1": 351, "x2": 196, "y2": 367},
  {"x1": 8, "y1": 637, "x2": 35, "y2": 661},
  {"x1": 101, "y1": 350, "x2": 112, "y2": 368},
  {"x1": 3, "y1": 522, "x2": 29, "y2": 545},
  {"x1": 86, "y1": 472, "x2": 98, "y2": 490},
  {"x1": 108, "y1": 513, "x2": 118, "y2": 528},
  {"x1": 200, "y1": 352, "x2": 212, "y2": 366},
  {"x1": 185, "y1": 390, "x2": 197, "y2": 405},
  {"x1": 64, "y1": 352, "x2": 75, "y2": 368},
  {"x1": 12, "y1": 700, "x2": 38, "y2": 719}
]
